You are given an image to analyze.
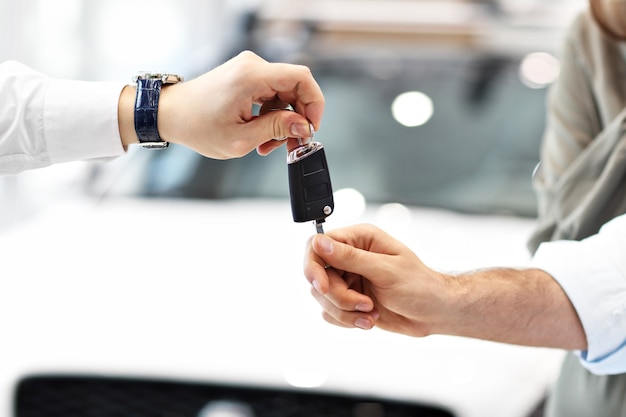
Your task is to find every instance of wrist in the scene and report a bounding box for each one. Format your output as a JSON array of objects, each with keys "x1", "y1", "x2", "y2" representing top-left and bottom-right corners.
[
  {"x1": 118, "y1": 82, "x2": 180, "y2": 149},
  {"x1": 396, "y1": 269, "x2": 458, "y2": 338},
  {"x1": 118, "y1": 85, "x2": 138, "y2": 148},
  {"x1": 155, "y1": 83, "x2": 181, "y2": 146},
  {"x1": 118, "y1": 84, "x2": 179, "y2": 149},
  {"x1": 130, "y1": 72, "x2": 183, "y2": 149},
  {"x1": 431, "y1": 272, "x2": 466, "y2": 336}
]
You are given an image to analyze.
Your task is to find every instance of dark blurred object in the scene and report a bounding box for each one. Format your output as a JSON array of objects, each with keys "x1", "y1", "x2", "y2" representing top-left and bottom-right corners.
[{"x1": 15, "y1": 375, "x2": 454, "y2": 417}]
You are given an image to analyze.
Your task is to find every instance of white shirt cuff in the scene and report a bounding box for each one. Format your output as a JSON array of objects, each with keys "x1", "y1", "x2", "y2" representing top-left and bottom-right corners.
[
  {"x1": 530, "y1": 213, "x2": 626, "y2": 375},
  {"x1": 44, "y1": 79, "x2": 127, "y2": 164}
]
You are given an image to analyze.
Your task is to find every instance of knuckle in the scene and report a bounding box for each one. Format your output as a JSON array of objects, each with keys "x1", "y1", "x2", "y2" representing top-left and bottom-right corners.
[
  {"x1": 271, "y1": 115, "x2": 284, "y2": 139},
  {"x1": 237, "y1": 50, "x2": 256, "y2": 61},
  {"x1": 295, "y1": 64, "x2": 313, "y2": 78}
]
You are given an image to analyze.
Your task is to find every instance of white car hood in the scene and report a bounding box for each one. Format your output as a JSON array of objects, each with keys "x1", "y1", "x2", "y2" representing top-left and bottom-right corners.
[{"x1": 0, "y1": 196, "x2": 565, "y2": 417}]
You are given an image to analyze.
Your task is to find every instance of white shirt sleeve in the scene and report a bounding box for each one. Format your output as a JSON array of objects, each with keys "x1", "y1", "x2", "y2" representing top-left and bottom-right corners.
[
  {"x1": 0, "y1": 60, "x2": 127, "y2": 175},
  {"x1": 530, "y1": 213, "x2": 626, "y2": 375}
]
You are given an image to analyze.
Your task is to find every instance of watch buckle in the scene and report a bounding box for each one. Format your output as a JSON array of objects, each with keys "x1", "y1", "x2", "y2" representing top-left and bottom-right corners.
[{"x1": 137, "y1": 141, "x2": 169, "y2": 150}]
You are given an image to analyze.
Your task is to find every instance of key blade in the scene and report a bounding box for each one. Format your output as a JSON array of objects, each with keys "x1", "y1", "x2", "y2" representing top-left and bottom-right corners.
[{"x1": 315, "y1": 219, "x2": 325, "y2": 234}]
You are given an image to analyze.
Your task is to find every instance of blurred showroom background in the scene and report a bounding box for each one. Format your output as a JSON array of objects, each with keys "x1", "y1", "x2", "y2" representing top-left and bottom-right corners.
[
  {"x1": 1, "y1": 2, "x2": 599, "y2": 417},
  {"x1": 0, "y1": 0, "x2": 588, "y2": 232}
]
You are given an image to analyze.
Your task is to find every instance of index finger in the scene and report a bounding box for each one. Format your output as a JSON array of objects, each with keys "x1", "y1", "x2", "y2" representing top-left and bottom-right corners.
[{"x1": 260, "y1": 62, "x2": 325, "y2": 131}]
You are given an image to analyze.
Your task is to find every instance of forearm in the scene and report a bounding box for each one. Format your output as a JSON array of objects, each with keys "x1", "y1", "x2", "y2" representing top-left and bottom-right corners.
[{"x1": 440, "y1": 267, "x2": 587, "y2": 350}]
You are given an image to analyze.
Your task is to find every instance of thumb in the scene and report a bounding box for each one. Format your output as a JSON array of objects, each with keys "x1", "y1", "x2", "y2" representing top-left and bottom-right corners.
[
  {"x1": 313, "y1": 234, "x2": 384, "y2": 279},
  {"x1": 255, "y1": 110, "x2": 312, "y2": 141},
  {"x1": 255, "y1": 111, "x2": 314, "y2": 156}
]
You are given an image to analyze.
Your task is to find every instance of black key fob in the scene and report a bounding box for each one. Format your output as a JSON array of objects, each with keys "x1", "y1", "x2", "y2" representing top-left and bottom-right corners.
[{"x1": 287, "y1": 142, "x2": 334, "y2": 224}]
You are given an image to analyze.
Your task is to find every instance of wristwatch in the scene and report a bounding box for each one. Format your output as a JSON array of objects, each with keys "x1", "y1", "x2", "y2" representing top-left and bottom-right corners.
[{"x1": 133, "y1": 72, "x2": 183, "y2": 149}]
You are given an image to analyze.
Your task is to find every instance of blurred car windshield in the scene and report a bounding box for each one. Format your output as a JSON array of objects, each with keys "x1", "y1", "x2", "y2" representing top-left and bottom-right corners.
[{"x1": 106, "y1": 49, "x2": 547, "y2": 217}]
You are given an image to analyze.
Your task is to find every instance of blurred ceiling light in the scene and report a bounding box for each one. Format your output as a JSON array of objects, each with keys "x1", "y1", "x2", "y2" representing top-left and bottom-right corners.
[
  {"x1": 333, "y1": 188, "x2": 367, "y2": 220},
  {"x1": 391, "y1": 91, "x2": 434, "y2": 127},
  {"x1": 519, "y1": 52, "x2": 560, "y2": 89}
]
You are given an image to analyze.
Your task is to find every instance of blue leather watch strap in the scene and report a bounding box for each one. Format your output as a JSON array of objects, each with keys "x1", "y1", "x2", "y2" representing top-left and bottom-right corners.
[{"x1": 134, "y1": 78, "x2": 166, "y2": 148}]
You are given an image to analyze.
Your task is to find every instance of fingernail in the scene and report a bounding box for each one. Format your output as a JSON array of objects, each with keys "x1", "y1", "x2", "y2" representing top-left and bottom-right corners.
[
  {"x1": 312, "y1": 280, "x2": 322, "y2": 293},
  {"x1": 290, "y1": 122, "x2": 310, "y2": 138},
  {"x1": 317, "y1": 235, "x2": 333, "y2": 254},
  {"x1": 355, "y1": 318, "x2": 373, "y2": 330},
  {"x1": 355, "y1": 302, "x2": 371, "y2": 313}
]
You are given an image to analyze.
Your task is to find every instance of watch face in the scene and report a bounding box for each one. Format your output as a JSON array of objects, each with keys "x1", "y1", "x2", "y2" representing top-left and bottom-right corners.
[{"x1": 134, "y1": 72, "x2": 183, "y2": 84}]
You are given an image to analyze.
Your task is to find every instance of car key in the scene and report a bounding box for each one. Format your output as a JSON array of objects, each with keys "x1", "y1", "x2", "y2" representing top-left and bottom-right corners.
[{"x1": 287, "y1": 127, "x2": 334, "y2": 234}]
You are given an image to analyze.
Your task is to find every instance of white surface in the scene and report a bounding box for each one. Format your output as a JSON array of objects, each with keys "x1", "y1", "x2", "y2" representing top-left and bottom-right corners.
[{"x1": 0, "y1": 196, "x2": 565, "y2": 417}]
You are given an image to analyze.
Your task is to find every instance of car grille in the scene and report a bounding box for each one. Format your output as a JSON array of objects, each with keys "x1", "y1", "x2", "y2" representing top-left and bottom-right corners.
[{"x1": 15, "y1": 375, "x2": 454, "y2": 417}]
